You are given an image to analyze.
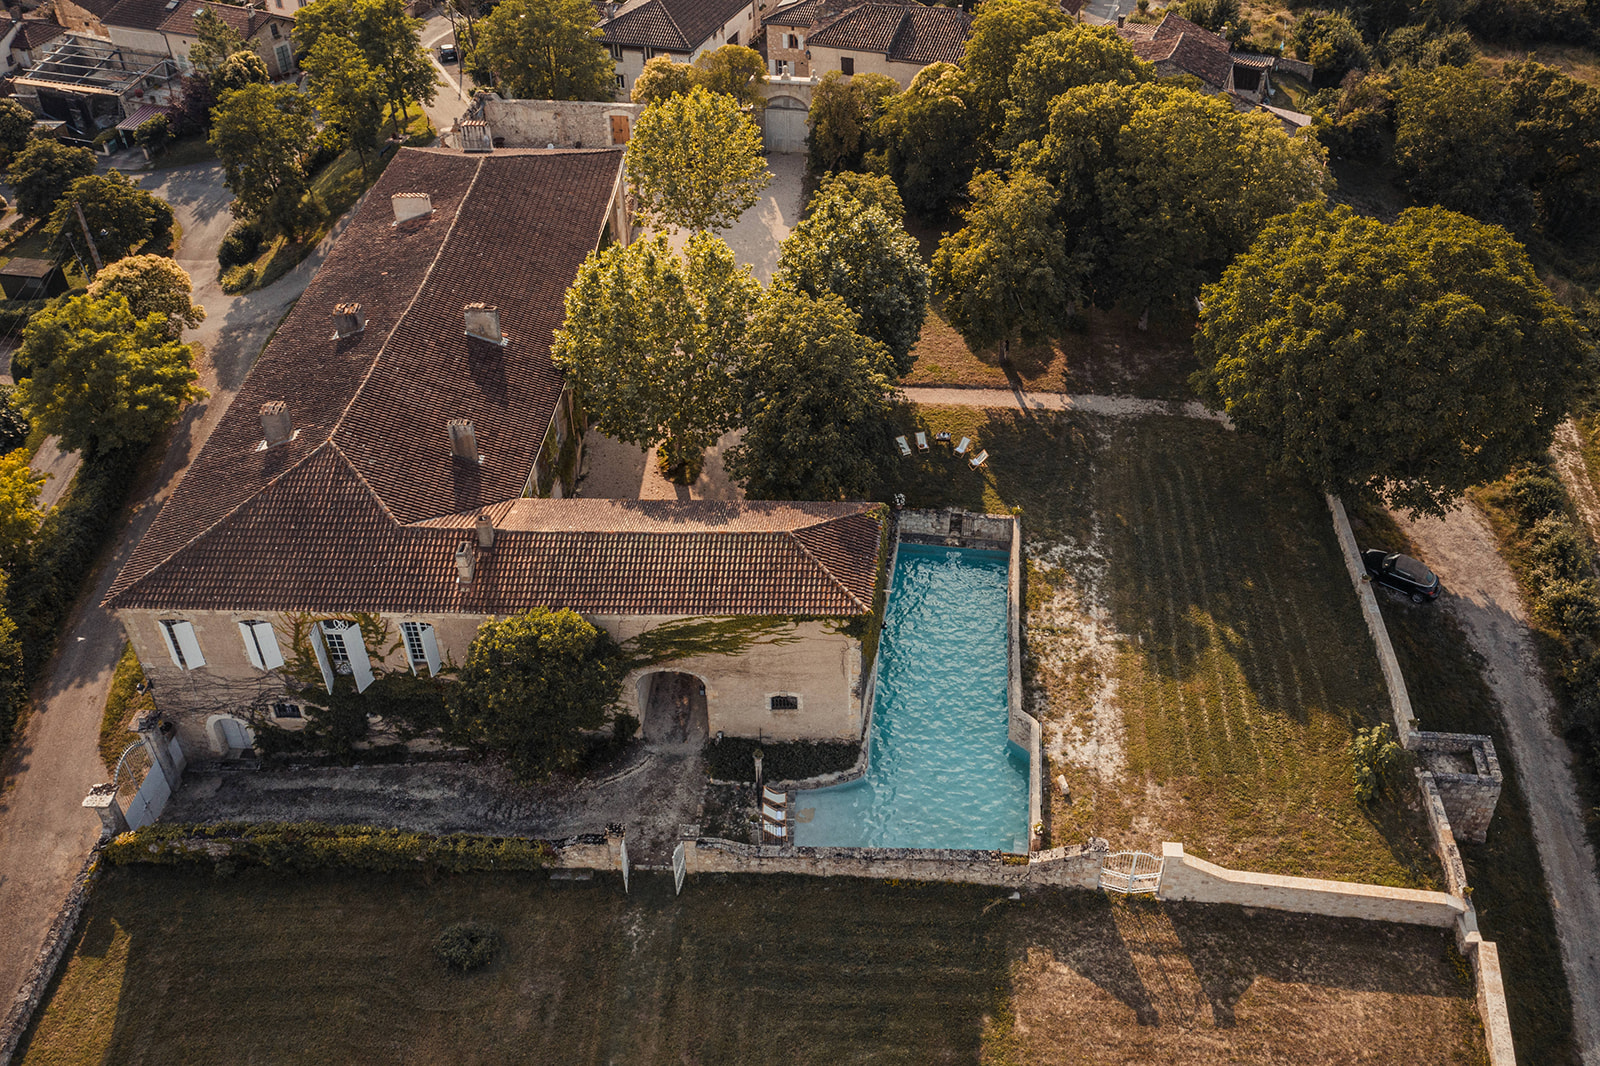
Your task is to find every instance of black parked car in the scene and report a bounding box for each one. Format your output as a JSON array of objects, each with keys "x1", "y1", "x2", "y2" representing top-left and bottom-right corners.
[
  {"x1": 1362, "y1": 548, "x2": 1441, "y2": 603},
  {"x1": 438, "y1": 44, "x2": 459, "y2": 63}
]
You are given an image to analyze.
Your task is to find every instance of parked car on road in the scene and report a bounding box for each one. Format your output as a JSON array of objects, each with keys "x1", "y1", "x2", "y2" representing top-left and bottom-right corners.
[
  {"x1": 439, "y1": 44, "x2": 459, "y2": 63},
  {"x1": 1362, "y1": 548, "x2": 1441, "y2": 603}
]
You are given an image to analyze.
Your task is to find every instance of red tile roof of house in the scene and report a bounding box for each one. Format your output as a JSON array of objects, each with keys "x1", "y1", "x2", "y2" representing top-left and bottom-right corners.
[
  {"x1": 106, "y1": 146, "x2": 888, "y2": 619},
  {"x1": 101, "y1": 0, "x2": 291, "y2": 38},
  {"x1": 1117, "y1": 13, "x2": 1231, "y2": 89},
  {"x1": 600, "y1": 0, "x2": 750, "y2": 52},
  {"x1": 12, "y1": 19, "x2": 66, "y2": 51},
  {"x1": 802, "y1": 1, "x2": 970, "y2": 63}
]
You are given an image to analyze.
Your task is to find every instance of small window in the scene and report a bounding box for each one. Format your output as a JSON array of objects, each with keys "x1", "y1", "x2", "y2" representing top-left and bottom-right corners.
[
  {"x1": 159, "y1": 620, "x2": 205, "y2": 671},
  {"x1": 610, "y1": 43, "x2": 623, "y2": 60},
  {"x1": 272, "y1": 701, "x2": 302, "y2": 720},
  {"x1": 643, "y1": 46, "x2": 653, "y2": 59},
  {"x1": 770, "y1": 694, "x2": 799, "y2": 711},
  {"x1": 785, "y1": 33, "x2": 798, "y2": 48},
  {"x1": 616, "y1": 73, "x2": 625, "y2": 88},
  {"x1": 269, "y1": 22, "x2": 280, "y2": 37},
  {"x1": 321, "y1": 622, "x2": 353, "y2": 673},
  {"x1": 400, "y1": 620, "x2": 441, "y2": 676},
  {"x1": 727, "y1": 31, "x2": 737, "y2": 45},
  {"x1": 840, "y1": 56, "x2": 854, "y2": 75}
]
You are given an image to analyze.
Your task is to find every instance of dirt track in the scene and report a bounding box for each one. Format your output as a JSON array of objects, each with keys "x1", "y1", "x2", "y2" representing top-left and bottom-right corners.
[{"x1": 1395, "y1": 503, "x2": 1600, "y2": 1066}]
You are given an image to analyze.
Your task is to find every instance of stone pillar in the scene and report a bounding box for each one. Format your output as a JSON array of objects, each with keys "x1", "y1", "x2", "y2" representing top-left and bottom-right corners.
[
  {"x1": 82, "y1": 783, "x2": 128, "y2": 840},
  {"x1": 679, "y1": 824, "x2": 701, "y2": 873},
  {"x1": 133, "y1": 711, "x2": 179, "y2": 789},
  {"x1": 604, "y1": 821, "x2": 625, "y2": 870}
]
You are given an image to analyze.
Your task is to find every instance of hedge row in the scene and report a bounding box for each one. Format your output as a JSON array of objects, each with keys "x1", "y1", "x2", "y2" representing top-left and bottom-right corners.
[
  {"x1": 103, "y1": 822, "x2": 556, "y2": 874},
  {"x1": 705, "y1": 736, "x2": 860, "y2": 782}
]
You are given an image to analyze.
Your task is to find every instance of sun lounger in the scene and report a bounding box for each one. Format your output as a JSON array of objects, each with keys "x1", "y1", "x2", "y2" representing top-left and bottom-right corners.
[
  {"x1": 762, "y1": 821, "x2": 788, "y2": 840},
  {"x1": 762, "y1": 803, "x2": 785, "y2": 822},
  {"x1": 915, "y1": 432, "x2": 929, "y2": 451},
  {"x1": 969, "y1": 450, "x2": 989, "y2": 469},
  {"x1": 935, "y1": 431, "x2": 951, "y2": 443},
  {"x1": 955, "y1": 437, "x2": 970, "y2": 456},
  {"x1": 762, "y1": 785, "x2": 787, "y2": 806},
  {"x1": 896, "y1": 435, "x2": 912, "y2": 456}
]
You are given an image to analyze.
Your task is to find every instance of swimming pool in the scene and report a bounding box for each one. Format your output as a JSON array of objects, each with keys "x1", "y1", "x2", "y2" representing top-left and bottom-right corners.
[{"x1": 794, "y1": 543, "x2": 1030, "y2": 853}]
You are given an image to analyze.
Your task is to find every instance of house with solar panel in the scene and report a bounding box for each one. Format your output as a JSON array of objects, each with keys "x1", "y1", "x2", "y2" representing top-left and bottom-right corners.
[{"x1": 103, "y1": 145, "x2": 887, "y2": 763}]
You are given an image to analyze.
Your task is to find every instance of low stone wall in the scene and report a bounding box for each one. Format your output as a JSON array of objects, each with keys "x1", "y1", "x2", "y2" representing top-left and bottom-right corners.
[
  {"x1": 466, "y1": 96, "x2": 642, "y2": 149},
  {"x1": 1157, "y1": 843, "x2": 1466, "y2": 927},
  {"x1": 1007, "y1": 516, "x2": 1043, "y2": 848},
  {"x1": 684, "y1": 836, "x2": 1102, "y2": 888},
  {"x1": 897, "y1": 507, "x2": 1013, "y2": 551},
  {"x1": 1326, "y1": 495, "x2": 1419, "y2": 737},
  {"x1": 0, "y1": 851, "x2": 101, "y2": 1066}
]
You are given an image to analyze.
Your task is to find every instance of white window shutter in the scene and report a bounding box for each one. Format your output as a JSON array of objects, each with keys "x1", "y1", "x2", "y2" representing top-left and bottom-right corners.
[
  {"x1": 158, "y1": 621, "x2": 183, "y2": 668},
  {"x1": 421, "y1": 625, "x2": 441, "y2": 677},
  {"x1": 172, "y1": 621, "x2": 205, "y2": 668},
  {"x1": 254, "y1": 621, "x2": 285, "y2": 669},
  {"x1": 310, "y1": 624, "x2": 334, "y2": 693},
  {"x1": 348, "y1": 630, "x2": 374, "y2": 693},
  {"x1": 238, "y1": 621, "x2": 264, "y2": 669}
]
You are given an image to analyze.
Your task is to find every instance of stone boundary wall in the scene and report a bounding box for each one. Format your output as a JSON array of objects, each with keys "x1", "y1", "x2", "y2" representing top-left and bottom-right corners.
[
  {"x1": 896, "y1": 507, "x2": 1013, "y2": 551},
  {"x1": 1157, "y1": 843, "x2": 1465, "y2": 926},
  {"x1": 684, "y1": 836, "x2": 1102, "y2": 888},
  {"x1": 1326, "y1": 495, "x2": 1419, "y2": 737},
  {"x1": 0, "y1": 851, "x2": 101, "y2": 1066},
  {"x1": 462, "y1": 96, "x2": 642, "y2": 149},
  {"x1": 1008, "y1": 516, "x2": 1044, "y2": 848}
]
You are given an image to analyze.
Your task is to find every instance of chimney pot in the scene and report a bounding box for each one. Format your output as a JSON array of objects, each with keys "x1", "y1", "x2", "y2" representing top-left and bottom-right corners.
[
  {"x1": 331, "y1": 301, "x2": 365, "y2": 338},
  {"x1": 260, "y1": 400, "x2": 292, "y2": 447},
  {"x1": 464, "y1": 303, "x2": 505, "y2": 345},
  {"x1": 476, "y1": 513, "x2": 496, "y2": 550},
  {"x1": 449, "y1": 418, "x2": 480, "y2": 463},
  {"x1": 454, "y1": 542, "x2": 475, "y2": 586},
  {"x1": 392, "y1": 192, "x2": 433, "y2": 224},
  {"x1": 1116, "y1": 13, "x2": 1125, "y2": 25}
]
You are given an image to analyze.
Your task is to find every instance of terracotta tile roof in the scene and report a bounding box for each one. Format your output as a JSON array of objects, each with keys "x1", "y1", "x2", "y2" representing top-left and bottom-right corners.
[
  {"x1": 801, "y1": 2, "x2": 969, "y2": 63},
  {"x1": 106, "y1": 146, "x2": 889, "y2": 620},
  {"x1": 806, "y1": 3, "x2": 908, "y2": 53},
  {"x1": 102, "y1": 0, "x2": 288, "y2": 36},
  {"x1": 885, "y1": 5, "x2": 970, "y2": 64},
  {"x1": 106, "y1": 147, "x2": 625, "y2": 611},
  {"x1": 1117, "y1": 14, "x2": 1231, "y2": 89},
  {"x1": 600, "y1": 0, "x2": 749, "y2": 51},
  {"x1": 762, "y1": 0, "x2": 843, "y2": 28},
  {"x1": 12, "y1": 19, "x2": 66, "y2": 51}
]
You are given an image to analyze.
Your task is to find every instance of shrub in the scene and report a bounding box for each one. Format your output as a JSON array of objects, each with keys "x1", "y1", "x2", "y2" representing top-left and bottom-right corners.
[
  {"x1": 434, "y1": 922, "x2": 500, "y2": 972},
  {"x1": 704, "y1": 736, "x2": 860, "y2": 782},
  {"x1": 1351, "y1": 723, "x2": 1404, "y2": 803},
  {"x1": 102, "y1": 822, "x2": 556, "y2": 873},
  {"x1": 1533, "y1": 578, "x2": 1600, "y2": 636},
  {"x1": 1528, "y1": 515, "x2": 1592, "y2": 584},
  {"x1": 0, "y1": 385, "x2": 29, "y2": 452},
  {"x1": 220, "y1": 264, "x2": 256, "y2": 293},
  {"x1": 1510, "y1": 472, "x2": 1566, "y2": 522},
  {"x1": 0, "y1": 299, "x2": 49, "y2": 339},
  {"x1": 218, "y1": 220, "x2": 263, "y2": 267}
]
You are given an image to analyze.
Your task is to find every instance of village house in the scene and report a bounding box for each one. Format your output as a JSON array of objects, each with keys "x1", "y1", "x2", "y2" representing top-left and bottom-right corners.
[
  {"x1": 100, "y1": 0, "x2": 299, "y2": 80},
  {"x1": 1114, "y1": 13, "x2": 1309, "y2": 106},
  {"x1": 0, "y1": 18, "x2": 67, "y2": 74},
  {"x1": 103, "y1": 145, "x2": 887, "y2": 762},
  {"x1": 598, "y1": 0, "x2": 758, "y2": 95}
]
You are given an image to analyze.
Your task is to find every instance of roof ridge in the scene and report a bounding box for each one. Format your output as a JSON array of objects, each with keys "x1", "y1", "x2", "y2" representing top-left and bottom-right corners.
[
  {"x1": 328, "y1": 153, "x2": 488, "y2": 455},
  {"x1": 326, "y1": 439, "x2": 400, "y2": 524},
  {"x1": 656, "y1": 0, "x2": 691, "y2": 49},
  {"x1": 787, "y1": 515, "x2": 872, "y2": 613}
]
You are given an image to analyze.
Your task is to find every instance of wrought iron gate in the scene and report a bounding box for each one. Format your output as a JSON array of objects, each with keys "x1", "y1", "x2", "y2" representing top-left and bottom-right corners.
[{"x1": 1098, "y1": 851, "x2": 1163, "y2": 895}]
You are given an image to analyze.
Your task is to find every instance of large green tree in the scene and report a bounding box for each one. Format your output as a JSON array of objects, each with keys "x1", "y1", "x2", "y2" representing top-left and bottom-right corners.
[
  {"x1": 631, "y1": 55, "x2": 695, "y2": 104},
  {"x1": 0, "y1": 99, "x2": 36, "y2": 169},
  {"x1": 46, "y1": 174, "x2": 173, "y2": 265},
  {"x1": 553, "y1": 233, "x2": 760, "y2": 482},
  {"x1": 0, "y1": 450, "x2": 43, "y2": 572},
  {"x1": 471, "y1": 0, "x2": 615, "y2": 101},
  {"x1": 726, "y1": 287, "x2": 897, "y2": 501},
  {"x1": 189, "y1": 7, "x2": 252, "y2": 75},
  {"x1": 449, "y1": 608, "x2": 624, "y2": 781},
  {"x1": 209, "y1": 83, "x2": 317, "y2": 229},
  {"x1": 1502, "y1": 60, "x2": 1600, "y2": 234},
  {"x1": 1394, "y1": 64, "x2": 1509, "y2": 219},
  {"x1": 16, "y1": 294, "x2": 205, "y2": 459},
  {"x1": 1002, "y1": 25, "x2": 1152, "y2": 160},
  {"x1": 692, "y1": 45, "x2": 767, "y2": 110},
  {"x1": 805, "y1": 70, "x2": 899, "y2": 175},
  {"x1": 304, "y1": 35, "x2": 386, "y2": 175},
  {"x1": 87, "y1": 255, "x2": 206, "y2": 336},
  {"x1": 1192, "y1": 203, "x2": 1591, "y2": 516},
  {"x1": 931, "y1": 170, "x2": 1085, "y2": 361},
  {"x1": 295, "y1": 0, "x2": 436, "y2": 126},
  {"x1": 774, "y1": 181, "x2": 928, "y2": 376},
  {"x1": 627, "y1": 86, "x2": 770, "y2": 234},
  {"x1": 878, "y1": 62, "x2": 980, "y2": 217},
  {"x1": 1032, "y1": 81, "x2": 1329, "y2": 315},
  {"x1": 961, "y1": 0, "x2": 1069, "y2": 147},
  {"x1": 7, "y1": 139, "x2": 95, "y2": 220}
]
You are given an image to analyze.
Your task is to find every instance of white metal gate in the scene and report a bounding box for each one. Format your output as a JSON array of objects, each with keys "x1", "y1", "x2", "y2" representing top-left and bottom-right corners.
[
  {"x1": 1098, "y1": 851, "x2": 1163, "y2": 895},
  {"x1": 620, "y1": 836, "x2": 630, "y2": 894},
  {"x1": 763, "y1": 97, "x2": 808, "y2": 154},
  {"x1": 672, "y1": 842, "x2": 687, "y2": 895},
  {"x1": 125, "y1": 756, "x2": 171, "y2": 830}
]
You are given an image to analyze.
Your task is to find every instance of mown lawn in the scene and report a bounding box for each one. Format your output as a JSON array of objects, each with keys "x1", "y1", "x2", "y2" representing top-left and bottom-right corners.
[
  {"x1": 886, "y1": 405, "x2": 1440, "y2": 888},
  {"x1": 20, "y1": 866, "x2": 1485, "y2": 1065}
]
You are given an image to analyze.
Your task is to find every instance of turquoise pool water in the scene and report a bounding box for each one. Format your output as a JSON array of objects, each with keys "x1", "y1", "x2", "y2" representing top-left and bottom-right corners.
[{"x1": 794, "y1": 543, "x2": 1029, "y2": 853}]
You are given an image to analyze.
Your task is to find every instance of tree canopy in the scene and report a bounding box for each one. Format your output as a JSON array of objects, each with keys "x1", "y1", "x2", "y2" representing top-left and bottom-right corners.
[
  {"x1": 809, "y1": 170, "x2": 905, "y2": 223},
  {"x1": 0, "y1": 449, "x2": 43, "y2": 572},
  {"x1": 553, "y1": 233, "x2": 760, "y2": 482},
  {"x1": 631, "y1": 55, "x2": 695, "y2": 104},
  {"x1": 7, "y1": 139, "x2": 96, "y2": 220},
  {"x1": 631, "y1": 46, "x2": 768, "y2": 108},
  {"x1": 449, "y1": 608, "x2": 623, "y2": 781},
  {"x1": 774, "y1": 181, "x2": 928, "y2": 376},
  {"x1": 209, "y1": 82, "x2": 317, "y2": 231},
  {"x1": 0, "y1": 100, "x2": 35, "y2": 169},
  {"x1": 1001, "y1": 24, "x2": 1152, "y2": 159},
  {"x1": 878, "y1": 62, "x2": 979, "y2": 217},
  {"x1": 303, "y1": 35, "x2": 386, "y2": 175},
  {"x1": 189, "y1": 7, "x2": 252, "y2": 74},
  {"x1": 88, "y1": 255, "x2": 206, "y2": 336},
  {"x1": 295, "y1": 0, "x2": 436, "y2": 125},
  {"x1": 1394, "y1": 64, "x2": 1510, "y2": 219},
  {"x1": 726, "y1": 286, "x2": 897, "y2": 501},
  {"x1": 46, "y1": 174, "x2": 173, "y2": 265},
  {"x1": 471, "y1": 0, "x2": 615, "y2": 101},
  {"x1": 1290, "y1": 11, "x2": 1369, "y2": 83},
  {"x1": 1192, "y1": 203, "x2": 1592, "y2": 516},
  {"x1": 931, "y1": 170, "x2": 1084, "y2": 359},
  {"x1": 16, "y1": 294, "x2": 205, "y2": 459},
  {"x1": 805, "y1": 70, "x2": 898, "y2": 175},
  {"x1": 961, "y1": 0, "x2": 1070, "y2": 146},
  {"x1": 1031, "y1": 81, "x2": 1329, "y2": 314},
  {"x1": 627, "y1": 86, "x2": 770, "y2": 234}
]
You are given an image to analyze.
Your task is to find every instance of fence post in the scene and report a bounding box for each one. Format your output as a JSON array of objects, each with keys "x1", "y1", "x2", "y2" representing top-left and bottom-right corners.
[{"x1": 134, "y1": 711, "x2": 180, "y2": 790}]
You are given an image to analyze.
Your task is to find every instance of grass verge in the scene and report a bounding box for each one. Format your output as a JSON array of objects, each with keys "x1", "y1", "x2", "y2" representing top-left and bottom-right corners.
[
  {"x1": 18, "y1": 866, "x2": 1485, "y2": 1065},
  {"x1": 98, "y1": 643, "x2": 151, "y2": 774},
  {"x1": 883, "y1": 405, "x2": 1440, "y2": 887},
  {"x1": 1347, "y1": 497, "x2": 1579, "y2": 1065}
]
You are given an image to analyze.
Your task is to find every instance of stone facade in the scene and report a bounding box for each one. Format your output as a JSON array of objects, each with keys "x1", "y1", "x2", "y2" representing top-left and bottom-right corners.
[
  {"x1": 469, "y1": 96, "x2": 644, "y2": 150},
  {"x1": 897, "y1": 507, "x2": 1013, "y2": 551}
]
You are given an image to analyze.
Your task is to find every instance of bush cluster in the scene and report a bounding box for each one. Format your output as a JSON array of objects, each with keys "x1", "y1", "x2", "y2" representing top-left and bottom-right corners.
[
  {"x1": 0, "y1": 385, "x2": 29, "y2": 453},
  {"x1": 1351, "y1": 723, "x2": 1405, "y2": 803},
  {"x1": 434, "y1": 922, "x2": 500, "y2": 972},
  {"x1": 217, "y1": 220, "x2": 263, "y2": 268},
  {"x1": 704, "y1": 736, "x2": 860, "y2": 782},
  {"x1": 103, "y1": 822, "x2": 555, "y2": 874},
  {"x1": 0, "y1": 298, "x2": 49, "y2": 338}
]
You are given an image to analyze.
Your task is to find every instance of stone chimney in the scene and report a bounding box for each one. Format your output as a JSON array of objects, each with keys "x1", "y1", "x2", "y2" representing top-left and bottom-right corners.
[
  {"x1": 260, "y1": 401, "x2": 293, "y2": 447},
  {"x1": 1116, "y1": 12, "x2": 1125, "y2": 25},
  {"x1": 454, "y1": 542, "x2": 475, "y2": 586},
  {"x1": 331, "y1": 302, "x2": 365, "y2": 338},
  {"x1": 448, "y1": 418, "x2": 479, "y2": 462},
  {"x1": 476, "y1": 513, "x2": 496, "y2": 550},
  {"x1": 464, "y1": 303, "x2": 505, "y2": 345},
  {"x1": 392, "y1": 192, "x2": 433, "y2": 223}
]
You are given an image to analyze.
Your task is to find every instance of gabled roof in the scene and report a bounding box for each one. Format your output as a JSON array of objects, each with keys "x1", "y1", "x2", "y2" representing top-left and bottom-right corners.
[
  {"x1": 762, "y1": 0, "x2": 845, "y2": 28},
  {"x1": 1116, "y1": 13, "x2": 1231, "y2": 90},
  {"x1": 12, "y1": 19, "x2": 66, "y2": 51},
  {"x1": 802, "y1": 1, "x2": 970, "y2": 64},
  {"x1": 600, "y1": 0, "x2": 749, "y2": 52},
  {"x1": 101, "y1": 0, "x2": 290, "y2": 38}
]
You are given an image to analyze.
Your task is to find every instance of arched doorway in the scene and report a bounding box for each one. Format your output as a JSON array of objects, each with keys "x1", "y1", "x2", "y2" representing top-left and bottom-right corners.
[
  {"x1": 638, "y1": 671, "x2": 708, "y2": 746},
  {"x1": 763, "y1": 96, "x2": 808, "y2": 154},
  {"x1": 206, "y1": 714, "x2": 255, "y2": 757}
]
